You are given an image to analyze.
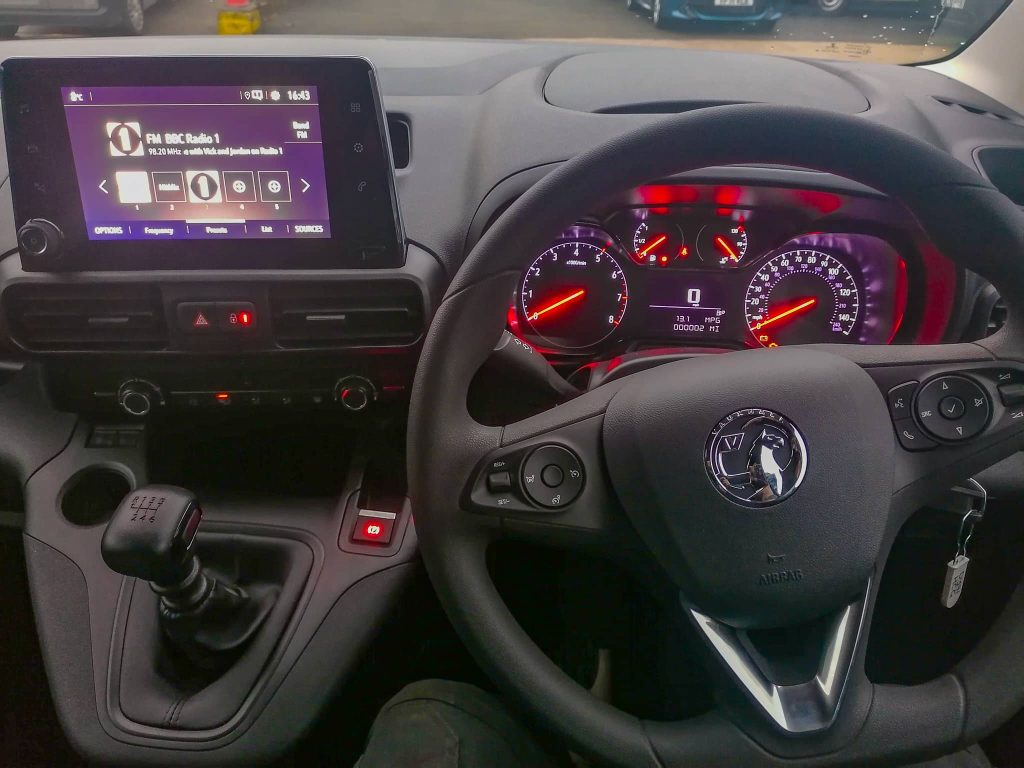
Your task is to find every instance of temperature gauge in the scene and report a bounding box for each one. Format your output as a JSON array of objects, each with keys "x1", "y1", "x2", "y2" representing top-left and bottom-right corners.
[{"x1": 698, "y1": 222, "x2": 748, "y2": 268}]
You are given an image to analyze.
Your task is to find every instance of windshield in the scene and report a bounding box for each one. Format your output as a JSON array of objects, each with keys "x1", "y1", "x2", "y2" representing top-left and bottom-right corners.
[{"x1": 0, "y1": 0, "x2": 1013, "y2": 66}]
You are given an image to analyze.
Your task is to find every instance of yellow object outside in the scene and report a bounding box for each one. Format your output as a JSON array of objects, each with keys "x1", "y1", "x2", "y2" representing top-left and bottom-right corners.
[{"x1": 218, "y1": 9, "x2": 262, "y2": 35}]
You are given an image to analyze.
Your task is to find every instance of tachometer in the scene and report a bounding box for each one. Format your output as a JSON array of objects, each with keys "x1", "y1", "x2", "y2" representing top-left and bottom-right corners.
[
  {"x1": 520, "y1": 234, "x2": 629, "y2": 349},
  {"x1": 745, "y1": 249, "x2": 860, "y2": 347}
]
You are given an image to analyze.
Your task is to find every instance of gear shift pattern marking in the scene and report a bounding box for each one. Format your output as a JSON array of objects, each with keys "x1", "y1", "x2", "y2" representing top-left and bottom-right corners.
[{"x1": 128, "y1": 494, "x2": 166, "y2": 522}]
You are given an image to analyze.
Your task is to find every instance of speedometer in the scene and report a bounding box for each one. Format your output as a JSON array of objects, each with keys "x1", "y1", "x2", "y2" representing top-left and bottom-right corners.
[
  {"x1": 745, "y1": 249, "x2": 860, "y2": 347},
  {"x1": 520, "y1": 234, "x2": 629, "y2": 349}
]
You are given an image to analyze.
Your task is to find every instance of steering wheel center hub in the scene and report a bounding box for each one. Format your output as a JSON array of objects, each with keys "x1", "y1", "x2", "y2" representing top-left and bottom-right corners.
[
  {"x1": 706, "y1": 407, "x2": 808, "y2": 507},
  {"x1": 602, "y1": 347, "x2": 894, "y2": 628}
]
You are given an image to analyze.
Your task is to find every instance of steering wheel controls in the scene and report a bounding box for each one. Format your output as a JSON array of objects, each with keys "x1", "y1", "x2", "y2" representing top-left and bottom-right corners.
[
  {"x1": 468, "y1": 444, "x2": 585, "y2": 514},
  {"x1": 915, "y1": 375, "x2": 990, "y2": 442},
  {"x1": 881, "y1": 369, "x2": 1024, "y2": 451},
  {"x1": 520, "y1": 445, "x2": 584, "y2": 508}
]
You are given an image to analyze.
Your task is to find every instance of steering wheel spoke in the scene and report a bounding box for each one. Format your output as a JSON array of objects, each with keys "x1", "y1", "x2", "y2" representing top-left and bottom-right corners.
[{"x1": 686, "y1": 581, "x2": 871, "y2": 736}]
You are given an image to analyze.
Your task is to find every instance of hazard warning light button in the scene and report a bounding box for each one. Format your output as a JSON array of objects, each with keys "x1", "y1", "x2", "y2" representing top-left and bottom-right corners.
[{"x1": 176, "y1": 302, "x2": 219, "y2": 334}]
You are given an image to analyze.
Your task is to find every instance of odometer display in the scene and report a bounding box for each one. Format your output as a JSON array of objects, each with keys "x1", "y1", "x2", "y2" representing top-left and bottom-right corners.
[
  {"x1": 520, "y1": 237, "x2": 629, "y2": 349},
  {"x1": 745, "y1": 249, "x2": 860, "y2": 347}
]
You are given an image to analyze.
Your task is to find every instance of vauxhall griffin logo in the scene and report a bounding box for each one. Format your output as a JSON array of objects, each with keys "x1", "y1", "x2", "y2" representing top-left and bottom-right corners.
[{"x1": 705, "y1": 408, "x2": 807, "y2": 507}]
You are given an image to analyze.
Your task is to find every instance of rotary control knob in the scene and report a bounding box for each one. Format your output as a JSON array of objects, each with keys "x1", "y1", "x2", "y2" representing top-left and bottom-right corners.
[
  {"x1": 521, "y1": 445, "x2": 585, "y2": 508},
  {"x1": 334, "y1": 376, "x2": 377, "y2": 412},
  {"x1": 17, "y1": 219, "x2": 63, "y2": 261},
  {"x1": 117, "y1": 379, "x2": 163, "y2": 418}
]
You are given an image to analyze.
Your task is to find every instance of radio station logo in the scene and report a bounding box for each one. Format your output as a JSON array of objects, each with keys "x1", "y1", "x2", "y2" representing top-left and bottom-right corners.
[
  {"x1": 107, "y1": 121, "x2": 144, "y2": 157},
  {"x1": 185, "y1": 170, "x2": 222, "y2": 203},
  {"x1": 152, "y1": 172, "x2": 187, "y2": 203}
]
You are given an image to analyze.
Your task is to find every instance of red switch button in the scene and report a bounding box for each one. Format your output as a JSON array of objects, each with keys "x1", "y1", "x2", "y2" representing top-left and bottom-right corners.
[
  {"x1": 351, "y1": 511, "x2": 396, "y2": 545},
  {"x1": 218, "y1": 302, "x2": 257, "y2": 331}
]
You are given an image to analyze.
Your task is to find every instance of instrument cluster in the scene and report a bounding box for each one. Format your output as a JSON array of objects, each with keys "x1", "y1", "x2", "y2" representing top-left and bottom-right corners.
[{"x1": 509, "y1": 185, "x2": 947, "y2": 354}]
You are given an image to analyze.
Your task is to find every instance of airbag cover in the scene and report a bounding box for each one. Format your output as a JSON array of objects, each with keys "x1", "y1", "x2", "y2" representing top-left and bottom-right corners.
[{"x1": 603, "y1": 347, "x2": 892, "y2": 628}]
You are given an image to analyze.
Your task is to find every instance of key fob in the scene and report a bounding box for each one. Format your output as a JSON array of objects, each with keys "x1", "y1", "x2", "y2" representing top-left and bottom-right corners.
[{"x1": 941, "y1": 554, "x2": 970, "y2": 608}]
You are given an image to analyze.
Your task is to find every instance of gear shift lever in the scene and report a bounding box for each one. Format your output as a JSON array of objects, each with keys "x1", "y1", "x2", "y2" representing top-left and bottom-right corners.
[{"x1": 102, "y1": 485, "x2": 273, "y2": 669}]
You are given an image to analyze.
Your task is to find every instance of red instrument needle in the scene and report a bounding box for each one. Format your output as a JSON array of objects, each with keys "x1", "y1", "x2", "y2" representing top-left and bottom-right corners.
[
  {"x1": 528, "y1": 289, "x2": 586, "y2": 322},
  {"x1": 715, "y1": 236, "x2": 739, "y2": 262},
  {"x1": 754, "y1": 297, "x2": 817, "y2": 331},
  {"x1": 638, "y1": 234, "x2": 668, "y2": 258}
]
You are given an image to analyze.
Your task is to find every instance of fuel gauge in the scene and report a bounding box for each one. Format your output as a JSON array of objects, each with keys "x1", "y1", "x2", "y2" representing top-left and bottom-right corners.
[{"x1": 632, "y1": 217, "x2": 690, "y2": 267}]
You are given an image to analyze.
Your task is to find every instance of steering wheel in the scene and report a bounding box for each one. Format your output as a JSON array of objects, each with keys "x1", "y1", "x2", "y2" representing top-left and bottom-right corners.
[{"x1": 407, "y1": 104, "x2": 1024, "y2": 767}]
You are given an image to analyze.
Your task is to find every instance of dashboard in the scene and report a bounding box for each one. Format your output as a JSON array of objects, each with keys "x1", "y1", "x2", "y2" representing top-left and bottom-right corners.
[
  {"x1": 0, "y1": 34, "x2": 1020, "y2": 768},
  {"x1": 509, "y1": 183, "x2": 957, "y2": 356},
  {"x1": 0, "y1": 39, "x2": 1012, "y2": 415}
]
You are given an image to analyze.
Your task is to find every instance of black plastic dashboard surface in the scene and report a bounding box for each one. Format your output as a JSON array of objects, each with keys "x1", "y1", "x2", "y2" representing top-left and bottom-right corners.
[{"x1": 543, "y1": 49, "x2": 870, "y2": 114}]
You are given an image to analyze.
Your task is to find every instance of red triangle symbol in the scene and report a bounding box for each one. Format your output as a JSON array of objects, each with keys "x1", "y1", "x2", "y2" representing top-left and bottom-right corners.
[{"x1": 193, "y1": 312, "x2": 210, "y2": 327}]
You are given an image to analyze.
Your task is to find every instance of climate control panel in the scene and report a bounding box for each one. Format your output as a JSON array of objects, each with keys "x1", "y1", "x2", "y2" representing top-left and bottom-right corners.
[
  {"x1": 106, "y1": 375, "x2": 386, "y2": 417},
  {"x1": 40, "y1": 359, "x2": 412, "y2": 418}
]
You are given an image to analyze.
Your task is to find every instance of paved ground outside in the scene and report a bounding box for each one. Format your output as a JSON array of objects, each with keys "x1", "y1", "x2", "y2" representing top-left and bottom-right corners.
[{"x1": 19, "y1": 0, "x2": 1000, "y2": 64}]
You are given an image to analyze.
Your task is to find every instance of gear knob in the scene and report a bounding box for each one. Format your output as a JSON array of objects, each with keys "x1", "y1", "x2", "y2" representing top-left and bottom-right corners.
[{"x1": 101, "y1": 485, "x2": 203, "y2": 587}]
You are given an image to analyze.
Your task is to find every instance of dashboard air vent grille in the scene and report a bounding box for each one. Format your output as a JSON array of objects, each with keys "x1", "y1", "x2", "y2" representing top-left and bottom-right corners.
[
  {"x1": 4, "y1": 284, "x2": 168, "y2": 351},
  {"x1": 933, "y1": 97, "x2": 1023, "y2": 125},
  {"x1": 988, "y1": 297, "x2": 1008, "y2": 336},
  {"x1": 387, "y1": 114, "x2": 411, "y2": 170},
  {"x1": 976, "y1": 147, "x2": 1024, "y2": 206},
  {"x1": 269, "y1": 282, "x2": 423, "y2": 348}
]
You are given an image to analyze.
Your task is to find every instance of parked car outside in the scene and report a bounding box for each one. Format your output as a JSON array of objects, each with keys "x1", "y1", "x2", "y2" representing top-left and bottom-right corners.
[
  {"x1": 0, "y1": 0, "x2": 157, "y2": 37},
  {"x1": 627, "y1": 0, "x2": 787, "y2": 29}
]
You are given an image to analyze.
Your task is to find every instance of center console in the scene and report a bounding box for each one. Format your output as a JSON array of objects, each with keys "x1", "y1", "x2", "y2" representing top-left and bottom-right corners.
[
  {"x1": 0, "y1": 56, "x2": 442, "y2": 419},
  {"x1": 0, "y1": 55, "x2": 441, "y2": 766}
]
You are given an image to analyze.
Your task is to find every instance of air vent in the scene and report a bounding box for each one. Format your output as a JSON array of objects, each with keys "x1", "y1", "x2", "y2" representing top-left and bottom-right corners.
[
  {"x1": 988, "y1": 297, "x2": 1008, "y2": 336},
  {"x1": 387, "y1": 114, "x2": 411, "y2": 170},
  {"x1": 4, "y1": 284, "x2": 168, "y2": 351},
  {"x1": 933, "y1": 97, "x2": 1023, "y2": 125},
  {"x1": 269, "y1": 282, "x2": 423, "y2": 348},
  {"x1": 976, "y1": 147, "x2": 1024, "y2": 206}
]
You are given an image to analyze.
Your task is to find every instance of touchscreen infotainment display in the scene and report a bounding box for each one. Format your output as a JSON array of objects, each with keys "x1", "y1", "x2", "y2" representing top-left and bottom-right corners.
[
  {"x1": 62, "y1": 85, "x2": 331, "y2": 241},
  {"x1": 3, "y1": 57, "x2": 405, "y2": 271}
]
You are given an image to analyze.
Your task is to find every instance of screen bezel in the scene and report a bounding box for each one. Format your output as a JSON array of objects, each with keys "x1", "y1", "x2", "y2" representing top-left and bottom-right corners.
[{"x1": 2, "y1": 56, "x2": 405, "y2": 271}]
